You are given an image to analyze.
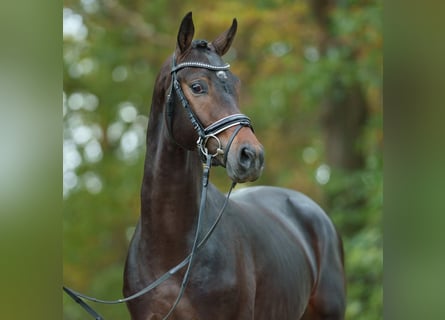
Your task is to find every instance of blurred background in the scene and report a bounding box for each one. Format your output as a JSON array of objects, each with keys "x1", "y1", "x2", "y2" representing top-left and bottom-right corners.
[{"x1": 63, "y1": 0, "x2": 382, "y2": 319}]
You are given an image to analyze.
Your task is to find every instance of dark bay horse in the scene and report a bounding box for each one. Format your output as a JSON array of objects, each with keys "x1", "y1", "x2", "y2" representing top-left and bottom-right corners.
[{"x1": 123, "y1": 12, "x2": 345, "y2": 320}]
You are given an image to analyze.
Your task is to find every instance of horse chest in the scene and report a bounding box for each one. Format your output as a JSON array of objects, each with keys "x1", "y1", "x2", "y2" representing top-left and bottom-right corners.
[{"x1": 130, "y1": 255, "x2": 246, "y2": 319}]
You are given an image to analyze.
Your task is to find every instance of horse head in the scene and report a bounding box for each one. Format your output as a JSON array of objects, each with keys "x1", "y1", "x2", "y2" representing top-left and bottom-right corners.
[{"x1": 165, "y1": 12, "x2": 264, "y2": 183}]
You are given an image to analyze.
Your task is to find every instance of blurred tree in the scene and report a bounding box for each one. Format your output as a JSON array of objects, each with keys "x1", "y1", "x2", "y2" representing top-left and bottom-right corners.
[
  {"x1": 302, "y1": 2, "x2": 382, "y2": 318},
  {"x1": 307, "y1": 0, "x2": 380, "y2": 170}
]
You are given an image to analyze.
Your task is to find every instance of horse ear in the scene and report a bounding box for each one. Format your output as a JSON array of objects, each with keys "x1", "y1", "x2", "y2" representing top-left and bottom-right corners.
[
  {"x1": 177, "y1": 12, "x2": 195, "y2": 54},
  {"x1": 212, "y1": 18, "x2": 237, "y2": 56}
]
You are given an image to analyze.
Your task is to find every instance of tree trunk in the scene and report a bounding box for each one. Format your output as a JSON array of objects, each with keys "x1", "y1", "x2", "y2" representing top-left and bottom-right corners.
[
  {"x1": 309, "y1": 0, "x2": 368, "y2": 171},
  {"x1": 320, "y1": 82, "x2": 368, "y2": 170}
]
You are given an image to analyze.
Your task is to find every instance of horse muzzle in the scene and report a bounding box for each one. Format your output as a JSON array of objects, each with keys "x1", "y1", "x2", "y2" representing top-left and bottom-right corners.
[
  {"x1": 226, "y1": 141, "x2": 264, "y2": 183},
  {"x1": 197, "y1": 114, "x2": 264, "y2": 183}
]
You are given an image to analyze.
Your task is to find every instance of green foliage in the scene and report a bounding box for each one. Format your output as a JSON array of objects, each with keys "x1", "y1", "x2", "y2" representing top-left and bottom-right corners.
[
  {"x1": 297, "y1": 0, "x2": 382, "y2": 109},
  {"x1": 63, "y1": 1, "x2": 382, "y2": 319},
  {"x1": 327, "y1": 163, "x2": 382, "y2": 319}
]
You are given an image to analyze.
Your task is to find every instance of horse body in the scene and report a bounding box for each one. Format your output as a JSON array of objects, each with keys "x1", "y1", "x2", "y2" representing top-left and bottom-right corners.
[
  {"x1": 229, "y1": 186, "x2": 345, "y2": 319},
  {"x1": 123, "y1": 12, "x2": 345, "y2": 320}
]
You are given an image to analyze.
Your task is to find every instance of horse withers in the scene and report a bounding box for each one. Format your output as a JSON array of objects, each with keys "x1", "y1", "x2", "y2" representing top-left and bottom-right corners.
[{"x1": 123, "y1": 12, "x2": 346, "y2": 320}]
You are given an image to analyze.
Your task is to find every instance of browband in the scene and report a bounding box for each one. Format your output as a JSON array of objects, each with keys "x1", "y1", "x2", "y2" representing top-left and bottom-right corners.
[{"x1": 171, "y1": 61, "x2": 230, "y2": 73}]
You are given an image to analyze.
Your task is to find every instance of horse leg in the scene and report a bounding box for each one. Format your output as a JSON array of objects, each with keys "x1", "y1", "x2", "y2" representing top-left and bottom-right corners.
[
  {"x1": 301, "y1": 236, "x2": 346, "y2": 320},
  {"x1": 300, "y1": 273, "x2": 346, "y2": 320}
]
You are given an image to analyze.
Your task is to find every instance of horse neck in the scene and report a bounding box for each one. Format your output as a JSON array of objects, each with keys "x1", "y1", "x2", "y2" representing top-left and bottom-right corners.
[{"x1": 139, "y1": 107, "x2": 203, "y2": 262}]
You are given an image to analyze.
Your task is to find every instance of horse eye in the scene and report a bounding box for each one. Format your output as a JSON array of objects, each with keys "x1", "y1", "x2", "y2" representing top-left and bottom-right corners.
[{"x1": 190, "y1": 83, "x2": 206, "y2": 94}]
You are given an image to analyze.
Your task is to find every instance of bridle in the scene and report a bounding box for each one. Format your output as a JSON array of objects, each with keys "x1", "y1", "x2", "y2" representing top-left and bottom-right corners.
[
  {"x1": 63, "y1": 54, "x2": 254, "y2": 319},
  {"x1": 166, "y1": 54, "x2": 253, "y2": 163}
]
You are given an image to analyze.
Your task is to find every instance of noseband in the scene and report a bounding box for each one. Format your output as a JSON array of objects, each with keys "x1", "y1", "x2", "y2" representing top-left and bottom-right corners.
[{"x1": 167, "y1": 55, "x2": 253, "y2": 163}]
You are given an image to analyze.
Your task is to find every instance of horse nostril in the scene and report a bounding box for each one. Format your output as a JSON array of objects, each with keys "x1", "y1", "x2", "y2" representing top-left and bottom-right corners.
[{"x1": 239, "y1": 146, "x2": 255, "y2": 169}]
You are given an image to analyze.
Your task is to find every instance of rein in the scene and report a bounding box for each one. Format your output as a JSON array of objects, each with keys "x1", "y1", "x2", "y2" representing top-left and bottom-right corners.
[
  {"x1": 63, "y1": 56, "x2": 250, "y2": 320},
  {"x1": 63, "y1": 157, "x2": 236, "y2": 320}
]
